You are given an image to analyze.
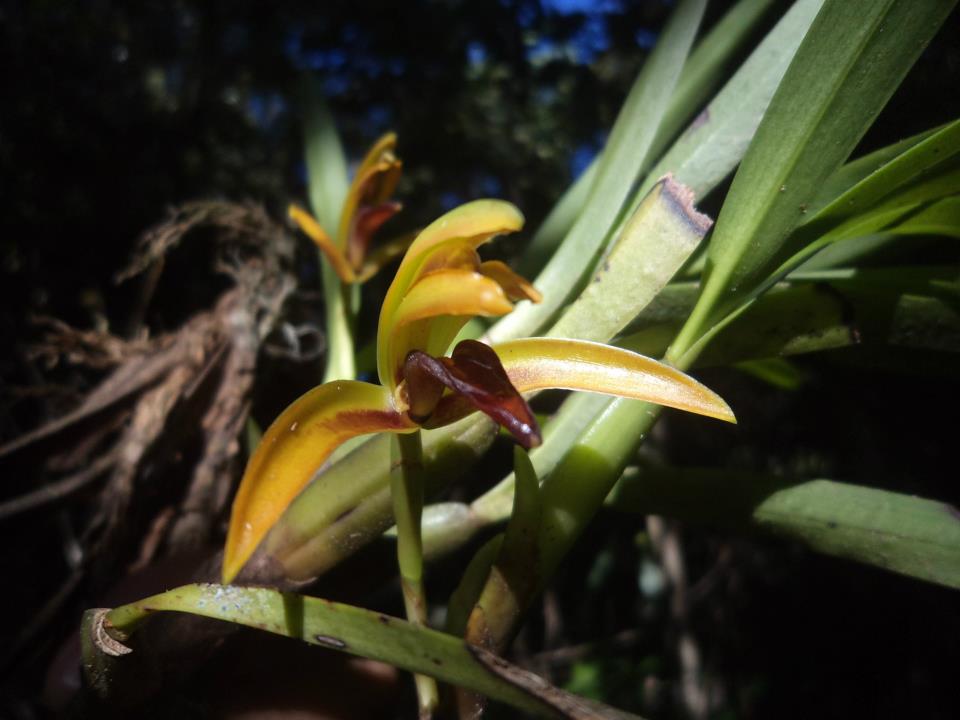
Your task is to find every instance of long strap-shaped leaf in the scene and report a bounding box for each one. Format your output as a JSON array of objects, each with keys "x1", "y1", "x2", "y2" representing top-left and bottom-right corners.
[
  {"x1": 488, "y1": 0, "x2": 707, "y2": 343},
  {"x1": 300, "y1": 77, "x2": 356, "y2": 381},
  {"x1": 88, "y1": 585, "x2": 645, "y2": 720},
  {"x1": 518, "y1": 0, "x2": 777, "y2": 277},
  {"x1": 607, "y1": 466, "x2": 960, "y2": 590},
  {"x1": 671, "y1": 0, "x2": 958, "y2": 364}
]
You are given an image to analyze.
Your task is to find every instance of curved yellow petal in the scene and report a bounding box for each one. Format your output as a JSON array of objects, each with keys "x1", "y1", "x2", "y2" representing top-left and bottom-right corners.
[
  {"x1": 223, "y1": 380, "x2": 416, "y2": 583},
  {"x1": 493, "y1": 338, "x2": 737, "y2": 424},
  {"x1": 337, "y1": 132, "x2": 401, "y2": 248},
  {"x1": 386, "y1": 270, "x2": 515, "y2": 387},
  {"x1": 289, "y1": 204, "x2": 356, "y2": 283},
  {"x1": 479, "y1": 260, "x2": 543, "y2": 303},
  {"x1": 356, "y1": 131, "x2": 398, "y2": 180},
  {"x1": 378, "y1": 200, "x2": 524, "y2": 386}
]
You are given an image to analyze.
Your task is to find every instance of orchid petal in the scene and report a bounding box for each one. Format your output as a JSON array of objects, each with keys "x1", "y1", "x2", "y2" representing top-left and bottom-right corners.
[
  {"x1": 356, "y1": 131, "x2": 400, "y2": 184},
  {"x1": 347, "y1": 200, "x2": 402, "y2": 268},
  {"x1": 378, "y1": 201, "x2": 524, "y2": 385},
  {"x1": 289, "y1": 204, "x2": 356, "y2": 283},
  {"x1": 337, "y1": 132, "x2": 401, "y2": 248},
  {"x1": 223, "y1": 381, "x2": 416, "y2": 583},
  {"x1": 494, "y1": 338, "x2": 737, "y2": 423},
  {"x1": 387, "y1": 270, "x2": 514, "y2": 387},
  {"x1": 406, "y1": 341, "x2": 541, "y2": 448},
  {"x1": 479, "y1": 260, "x2": 543, "y2": 303}
]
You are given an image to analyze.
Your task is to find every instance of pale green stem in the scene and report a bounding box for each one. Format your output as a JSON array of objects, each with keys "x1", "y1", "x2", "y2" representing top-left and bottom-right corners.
[
  {"x1": 320, "y1": 262, "x2": 356, "y2": 382},
  {"x1": 390, "y1": 430, "x2": 438, "y2": 718}
]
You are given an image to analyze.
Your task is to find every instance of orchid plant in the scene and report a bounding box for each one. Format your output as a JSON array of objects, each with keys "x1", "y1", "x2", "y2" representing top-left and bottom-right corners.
[
  {"x1": 82, "y1": 1, "x2": 960, "y2": 717},
  {"x1": 222, "y1": 197, "x2": 733, "y2": 715},
  {"x1": 224, "y1": 198, "x2": 734, "y2": 581}
]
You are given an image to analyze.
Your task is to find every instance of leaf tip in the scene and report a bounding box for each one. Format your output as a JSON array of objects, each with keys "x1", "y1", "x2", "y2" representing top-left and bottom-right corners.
[{"x1": 659, "y1": 173, "x2": 713, "y2": 237}]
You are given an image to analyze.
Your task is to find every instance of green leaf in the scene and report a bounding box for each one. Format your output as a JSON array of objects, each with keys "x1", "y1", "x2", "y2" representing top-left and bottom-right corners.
[
  {"x1": 807, "y1": 119, "x2": 960, "y2": 232},
  {"x1": 608, "y1": 466, "x2": 960, "y2": 589},
  {"x1": 546, "y1": 176, "x2": 712, "y2": 343},
  {"x1": 625, "y1": 268, "x2": 960, "y2": 364},
  {"x1": 517, "y1": 0, "x2": 775, "y2": 279},
  {"x1": 807, "y1": 125, "x2": 943, "y2": 216},
  {"x1": 299, "y1": 76, "x2": 356, "y2": 381},
  {"x1": 637, "y1": 0, "x2": 824, "y2": 203},
  {"x1": 301, "y1": 76, "x2": 349, "y2": 235},
  {"x1": 885, "y1": 196, "x2": 960, "y2": 238},
  {"x1": 651, "y1": 0, "x2": 779, "y2": 155},
  {"x1": 488, "y1": 0, "x2": 707, "y2": 343},
  {"x1": 671, "y1": 0, "x2": 958, "y2": 363},
  {"x1": 616, "y1": 0, "x2": 823, "y2": 286},
  {"x1": 786, "y1": 119, "x2": 960, "y2": 258},
  {"x1": 89, "y1": 585, "x2": 646, "y2": 719}
]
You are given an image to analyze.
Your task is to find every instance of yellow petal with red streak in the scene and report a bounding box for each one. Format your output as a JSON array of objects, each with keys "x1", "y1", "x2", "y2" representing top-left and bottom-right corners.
[
  {"x1": 223, "y1": 380, "x2": 415, "y2": 583},
  {"x1": 289, "y1": 204, "x2": 356, "y2": 283},
  {"x1": 337, "y1": 132, "x2": 401, "y2": 247}
]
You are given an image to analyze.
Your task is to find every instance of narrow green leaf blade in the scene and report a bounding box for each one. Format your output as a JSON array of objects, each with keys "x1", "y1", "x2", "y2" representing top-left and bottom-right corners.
[
  {"x1": 299, "y1": 76, "x2": 356, "y2": 380},
  {"x1": 673, "y1": 0, "x2": 957, "y2": 360},
  {"x1": 96, "y1": 585, "x2": 645, "y2": 719},
  {"x1": 639, "y1": 0, "x2": 824, "y2": 203},
  {"x1": 301, "y1": 76, "x2": 349, "y2": 236},
  {"x1": 518, "y1": 0, "x2": 775, "y2": 278},
  {"x1": 546, "y1": 176, "x2": 712, "y2": 343},
  {"x1": 489, "y1": 0, "x2": 707, "y2": 343},
  {"x1": 609, "y1": 467, "x2": 960, "y2": 589}
]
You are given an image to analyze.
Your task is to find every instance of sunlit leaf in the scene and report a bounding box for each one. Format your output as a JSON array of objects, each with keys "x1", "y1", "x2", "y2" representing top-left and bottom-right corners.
[
  {"x1": 546, "y1": 175, "x2": 711, "y2": 343},
  {"x1": 885, "y1": 196, "x2": 960, "y2": 238},
  {"x1": 300, "y1": 78, "x2": 355, "y2": 381},
  {"x1": 288, "y1": 204, "x2": 356, "y2": 282},
  {"x1": 672, "y1": 0, "x2": 957, "y2": 363},
  {"x1": 91, "y1": 585, "x2": 643, "y2": 719},
  {"x1": 489, "y1": 0, "x2": 707, "y2": 342}
]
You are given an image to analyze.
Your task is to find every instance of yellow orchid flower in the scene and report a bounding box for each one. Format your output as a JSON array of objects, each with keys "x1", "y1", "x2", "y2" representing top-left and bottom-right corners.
[
  {"x1": 289, "y1": 131, "x2": 405, "y2": 283},
  {"x1": 222, "y1": 199, "x2": 735, "y2": 582}
]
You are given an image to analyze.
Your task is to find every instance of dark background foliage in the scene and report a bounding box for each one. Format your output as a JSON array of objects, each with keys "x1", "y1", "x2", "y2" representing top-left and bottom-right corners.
[{"x1": 1, "y1": 1, "x2": 959, "y2": 718}]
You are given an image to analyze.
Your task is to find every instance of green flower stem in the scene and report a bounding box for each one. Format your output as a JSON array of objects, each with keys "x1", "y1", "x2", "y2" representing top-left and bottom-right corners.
[
  {"x1": 320, "y1": 263, "x2": 356, "y2": 382},
  {"x1": 390, "y1": 430, "x2": 438, "y2": 717},
  {"x1": 469, "y1": 391, "x2": 610, "y2": 528}
]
